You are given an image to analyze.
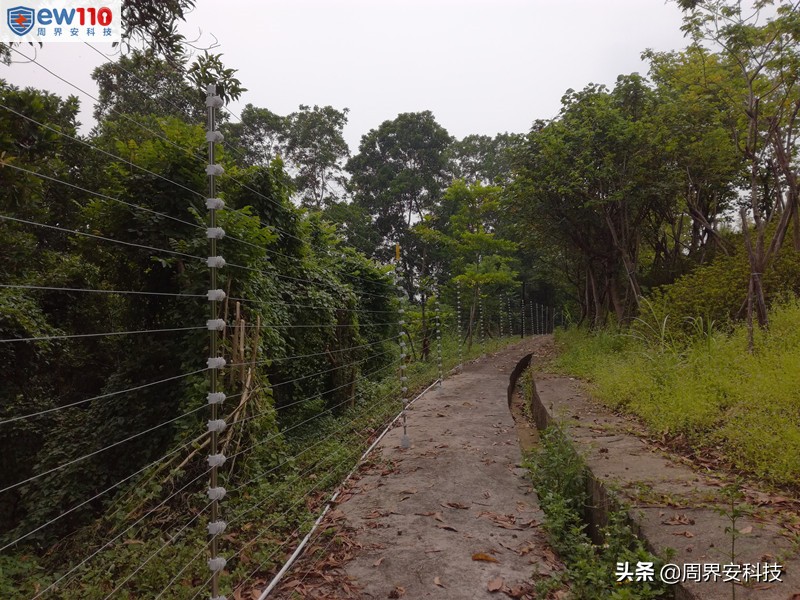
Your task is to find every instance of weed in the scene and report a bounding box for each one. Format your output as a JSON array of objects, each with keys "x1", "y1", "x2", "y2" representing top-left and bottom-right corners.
[{"x1": 525, "y1": 426, "x2": 669, "y2": 599}]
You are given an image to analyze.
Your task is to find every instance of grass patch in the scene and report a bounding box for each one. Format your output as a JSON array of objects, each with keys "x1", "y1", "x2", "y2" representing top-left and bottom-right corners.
[
  {"x1": 552, "y1": 300, "x2": 800, "y2": 489},
  {"x1": 525, "y1": 425, "x2": 669, "y2": 600},
  {"x1": 0, "y1": 332, "x2": 521, "y2": 598}
]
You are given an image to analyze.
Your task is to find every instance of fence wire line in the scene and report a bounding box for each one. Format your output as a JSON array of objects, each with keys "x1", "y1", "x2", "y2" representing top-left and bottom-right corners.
[
  {"x1": 31, "y1": 467, "x2": 211, "y2": 600},
  {"x1": 257, "y1": 378, "x2": 440, "y2": 599},
  {"x1": 228, "y1": 385, "x2": 411, "y2": 600},
  {"x1": 167, "y1": 389, "x2": 399, "y2": 600},
  {"x1": 0, "y1": 368, "x2": 208, "y2": 425},
  {"x1": 102, "y1": 501, "x2": 214, "y2": 600},
  {"x1": 0, "y1": 427, "x2": 206, "y2": 553},
  {"x1": 1, "y1": 334, "x2": 400, "y2": 425},
  {"x1": 0, "y1": 325, "x2": 207, "y2": 344},
  {"x1": 157, "y1": 404, "x2": 391, "y2": 600},
  {"x1": 3, "y1": 213, "x2": 399, "y2": 303},
  {"x1": 3, "y1": 107, "x2": 386, "y2": 291},
  {"x1": 0, "y1": 102, "x2": 208, "y2": 200},
  {"x1": 225, "y1": 359, "x2": 402, "y2": 459},
  {"x1": 0, "y1": 405, "x2": 206, "y2": 497},
  {"x1": 11, "y1": 45, "x2": 399, "y2": 291},
  {"x1": 82, "y1": 43, "x2": 384, "y2": 260},
  {"x1": 224, "y1": 384, "x2": 399, "y2": 505},
  {"x1": 0, "y1": 284, "x2": 399, "y2": 317}
]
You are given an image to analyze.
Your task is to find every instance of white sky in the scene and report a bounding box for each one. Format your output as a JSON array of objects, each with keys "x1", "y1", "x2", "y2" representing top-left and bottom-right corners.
[{"x1": 1, "y1": 0, "x2": 691, "y2": 151}]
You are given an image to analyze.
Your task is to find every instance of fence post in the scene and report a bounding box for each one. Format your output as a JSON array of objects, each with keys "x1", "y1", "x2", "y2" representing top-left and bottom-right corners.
[
  {"x1": 479, "y1": 291, "x2": 486, "y2": 357},
  {"x1": 457, "y1": 282, "x2": 463, "y2": 372},
  {"x1": 205, "y1": 83, "x2": 228, "y2": 600},
  {"x1": 435, "y1": 285, "x2": 442, "y2": 387},
  {"x1": 395, "y1": 246, "x2": 410, "y2": 449}
]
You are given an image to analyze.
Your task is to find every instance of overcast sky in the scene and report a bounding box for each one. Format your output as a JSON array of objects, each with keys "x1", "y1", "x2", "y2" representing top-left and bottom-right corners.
[{"x1": 1, "y1": 0, "x2": 691, "y2": 151}]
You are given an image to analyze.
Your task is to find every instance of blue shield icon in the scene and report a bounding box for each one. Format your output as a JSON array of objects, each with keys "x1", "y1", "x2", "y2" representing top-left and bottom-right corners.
[{"x1": 8, "y1": 6, "x2": 34, "y2": 36}]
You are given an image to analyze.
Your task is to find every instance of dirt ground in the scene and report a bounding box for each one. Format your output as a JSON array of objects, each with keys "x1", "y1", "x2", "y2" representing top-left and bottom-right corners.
[{"x1": 269, "y1": 337, "x2": 564, "y2": 600}]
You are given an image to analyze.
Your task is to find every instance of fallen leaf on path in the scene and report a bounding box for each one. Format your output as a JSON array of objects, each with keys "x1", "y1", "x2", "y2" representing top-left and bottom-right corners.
[
  {"x1": 415, "y1": 511, "x2": 437, "y2": 517},
  {"x1": 472, "y1": 553, "x2": 499, "y2": 563},
  {"x1": 662, "y1": 514, "x2": 694, "y2": 525},
  {"x1": 434, "y1": 576, "x2": 445, "y2": 588},
  {"x1": 388, "y1": 586, "x2": 406, "y2": 598},
  {"x1": 672, "y1": 530, "x2": 694, "y2": 538},
  {"x1": 436, "y1": 524, "x2": 458, "y2": 532},
  {"x1": 443, "y1": 501, "x2": 469, "y2": 510},
  {"x1": 739, "y1": 525, "x2": 753, "y2": 534},
  {"x1": 373, "y1": 557, "x2": 385, "y2": 567},
  {"x1": 434, "y1": 512, "x2": 444, "y2": 522},
  {"x1": 487, "y1": 577, "x2": 504, "y2": 592}
]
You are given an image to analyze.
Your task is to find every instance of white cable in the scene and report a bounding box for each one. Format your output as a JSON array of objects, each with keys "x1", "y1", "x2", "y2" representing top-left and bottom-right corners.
[{"x1": 0, "y1": 369, "x2": 207, "y2": 425}]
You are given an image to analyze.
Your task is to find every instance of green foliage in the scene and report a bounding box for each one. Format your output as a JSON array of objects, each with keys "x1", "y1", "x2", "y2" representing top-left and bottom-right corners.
[
  {"x1": 554, "y1": 299, "x2": 800, "y2": 487},
  {"x1": 525, "y1": 426, "x2": 668, "y2": 599}
]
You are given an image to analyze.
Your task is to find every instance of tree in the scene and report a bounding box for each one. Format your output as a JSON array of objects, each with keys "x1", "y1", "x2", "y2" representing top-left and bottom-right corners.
[
  {"x1": 677, "y1": 0, "x2": 800, "y2": 342},
  {"x1": 346, "y1": 110, "x2": 452, "y2": 260},
  {"x1": 283, "y1": 104, "x2": 350, "y2": 210},
  {"x1": 448, "y1": 133, "x2": 523, "y2": 186},
  {"x1": 222, "y1": 104, "x2": 286, "y2": 168}
]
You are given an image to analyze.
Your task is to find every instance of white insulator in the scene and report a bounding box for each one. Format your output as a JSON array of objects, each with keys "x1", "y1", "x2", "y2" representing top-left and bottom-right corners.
[
  {"x1": 207, "y1": 487, "x2": 227, "y2": 501},
  {"x1": 207, "y1": 392, "x2": 226, "y2": 405},
  {"x1": 206, "y1": 164, "x2": 225, "y2": 176},
  {"x1": 207, "y1": 357, "x2": 227, "y2": 370},
  {"x1": 206, "y1": 130, "x2": 225, "y2": 143},
  {"x1": 399, "y1": 320, "x2": 405, "y2": 326},
  {"x1": 400, "y1": 376, "x2": 408, "y2": 382},
  {"x1": 206, "y1": 227, "x2": 226, "y2": 240},
  {"x1": 207, "y1": 419, "x2": 227, "y2": 433},
  {"x1": 207, "y1": 256, "x2": 226, "y2": 269},
  {"x1": 399, "y1": 309, "x2": 405, "y2": 314},
  {"x1": 207, "y1": 520, "x2": 227, "y2": 536},
  {"x1": 207, "y1": 453, "x2": 227, "y2": 468},
  {"x1": 402, "y1": 387, "x2": 408, "y2": 393},
  {"x1": 206, "y1": 95, "x2": 224, "y2": 109},
  {"x1": 207, "y1": 289, "x2": 226, "y2": 302},
  {"x1": 208, "y1": 557, "x2": 227, "y2": 572},
  {"x1": 211, "y1": 596, "x2": 227, "y2": 600},
  {"x1": 206, "y1": 198, "x2": 225, "y2": 211},
  {"x1": 400, "y1": 354, "x2": 406, "y2": 360},
  {"x1": 207, "y1": 319, "x2": 226, "y2": 331}
]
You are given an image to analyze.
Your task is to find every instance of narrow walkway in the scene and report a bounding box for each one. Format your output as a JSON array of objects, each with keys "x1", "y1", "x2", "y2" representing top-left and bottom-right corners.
[{"x1": 274, "y1": 339, "x2": 563, "y2": 599}]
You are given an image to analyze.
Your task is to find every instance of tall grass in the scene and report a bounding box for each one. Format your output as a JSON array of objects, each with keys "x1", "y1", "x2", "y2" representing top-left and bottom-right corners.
[{"x1": 553, "y1": 301, "x2": 800, "y2": 489}]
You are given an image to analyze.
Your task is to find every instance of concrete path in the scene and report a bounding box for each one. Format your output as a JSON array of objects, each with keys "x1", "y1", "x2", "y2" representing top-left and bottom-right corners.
[
  {"x1": 273, "y1": 339, "x2": 564, "y2": 599},
  {"x1": 531, "y1": 355, "x2": 800, "y2": 600}
]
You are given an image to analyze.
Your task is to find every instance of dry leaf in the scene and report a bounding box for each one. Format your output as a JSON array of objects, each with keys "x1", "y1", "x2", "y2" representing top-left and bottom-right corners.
[
  {"x1": 373, "y1": 557, "x2": 385, "y2": 567},
  {"x1": 739, "y1": 525, "x2": 753, "y2": 534},
  {"x1": 415, "y1": 511, "x2": 437, "y2": 517},
  {"x1": 472, "y1": 552, "x2": 499, "y2": 563},
  {"x1": 434, "y1": 576, "x2": 445, "y2": 588},
  {"x1": 443, "y1": 501, "x2": 469, "y2": 510},
  {"x1": 672, "y1": 530, "x2": 695, "y2": 538},
  {"x1": 434, "y1": 512, "x2": 444, "y2": 522},
  {"x1": 388, "y1": 586, "x2": 406, "y2": 598},
  {"x1": 662, "y1": 514, "x2": 694, "y2": 525},
  {"x1": 436, "y1": 524, "x2": 458, "y2": 532},
  {"x1": 487, "y1": 577, "x2": 504, "y2": 592}
]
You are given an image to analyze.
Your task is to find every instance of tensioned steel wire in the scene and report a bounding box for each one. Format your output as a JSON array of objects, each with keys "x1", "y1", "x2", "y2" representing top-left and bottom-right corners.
[
  {"x1": 154, "y1": 386, "x2": 401, "y2": 600},
  {"x1": 0, "y1": 348, "x2": 394, "y2": 499},
  {"x1": 83, "y1": 42, "x2": 389, "y2": 265},
  {"x1": 6, "y1": 47, "x2": 393, "y2": 290},
  {"x1": 2, "y1": 54, "x2": 457, "y2": 600}
]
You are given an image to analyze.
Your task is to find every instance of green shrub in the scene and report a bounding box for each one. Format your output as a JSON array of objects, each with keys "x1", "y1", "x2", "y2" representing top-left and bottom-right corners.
[{"x1": 553, "y1": 300, "x2": 800, "y2": 488}]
